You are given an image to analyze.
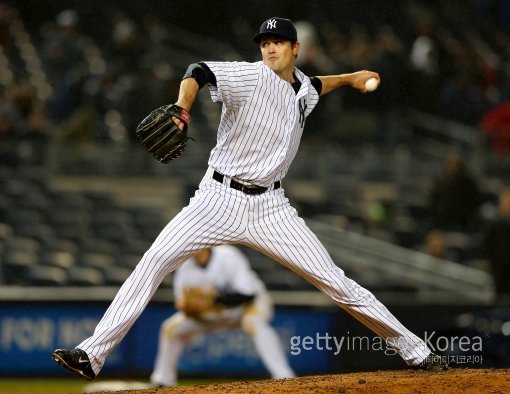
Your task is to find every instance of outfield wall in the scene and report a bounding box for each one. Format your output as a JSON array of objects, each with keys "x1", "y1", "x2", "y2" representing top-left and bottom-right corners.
[
  {"x1": 0, "y1": 288, "x2": 491, "y2": 378},
  {"x1": 1, "y1": 298, "x2": 338, "y2": 378}
]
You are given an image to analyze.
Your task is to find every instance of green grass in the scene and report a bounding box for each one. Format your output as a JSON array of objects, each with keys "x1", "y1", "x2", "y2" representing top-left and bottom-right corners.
[
  {"x1": 0, "y1": 379, "x2": 86, "y2": 394},
  {"x1": 0, "y1": 378, "x2": 243, "y2": 394}
]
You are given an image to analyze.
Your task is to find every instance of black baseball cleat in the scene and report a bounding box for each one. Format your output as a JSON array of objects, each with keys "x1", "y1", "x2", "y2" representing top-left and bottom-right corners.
[
  {"x1": 51, "y1": 348, "x2": 96, "y2": 381},
  {"x1": 412, "y1": 353, "x2": 448, "y2": 372}
]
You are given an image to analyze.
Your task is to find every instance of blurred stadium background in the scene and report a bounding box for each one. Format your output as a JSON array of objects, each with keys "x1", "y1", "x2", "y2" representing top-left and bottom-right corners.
[{"x1": 1, "y1": 0, "x2": 510, "y2": 384}]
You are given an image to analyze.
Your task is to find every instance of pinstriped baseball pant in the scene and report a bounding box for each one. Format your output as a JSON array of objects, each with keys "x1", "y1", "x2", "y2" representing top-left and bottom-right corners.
[{"x1": 79, "y1": 167, "x2": 431, "y2": 375}]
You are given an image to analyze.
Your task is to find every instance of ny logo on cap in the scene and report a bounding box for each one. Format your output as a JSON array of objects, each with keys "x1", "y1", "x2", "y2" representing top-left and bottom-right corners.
[{"x1": 267, "y1": 19, "x2": 277, "y2": 29}]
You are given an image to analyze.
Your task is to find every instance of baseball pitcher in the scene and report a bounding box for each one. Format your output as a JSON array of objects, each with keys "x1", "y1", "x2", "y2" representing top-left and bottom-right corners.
[{"x1": 52, "y1": 17, "x2": 447, "y2": 381}]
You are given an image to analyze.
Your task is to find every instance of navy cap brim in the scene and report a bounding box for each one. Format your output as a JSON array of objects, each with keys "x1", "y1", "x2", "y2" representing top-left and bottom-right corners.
[{"x1": 253, "y1": 32, "x2": 295, "y2": 43}]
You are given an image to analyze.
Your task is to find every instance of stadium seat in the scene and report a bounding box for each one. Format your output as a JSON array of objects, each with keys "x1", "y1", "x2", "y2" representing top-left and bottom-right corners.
[
  {"x1": 130, "y1": 206, "x2": 168, "y2": 242},
  {"x1": 26, "y1": 265, "x2": 67, "y2": 286},
  {"x1": 116, "y1": 252, "x2": 142, "y2": 269},
  {"x1": 41, "y1": 251, "x2": 76, "y2": 269},
  {"x1": 84, "y1": 190, "x2": 116, "y2": 210},
  {"x1": 16, "y1": 191, "x2": 51, "y2": 211},
  {"x1": 0, "y1": 194, "x2": 12, "y2": 221},
  {"x1": 3, "y1": 208, "x2": 44, "y2": 227},
  {"x1": 49, "y1": 190, "x2": 92, "y2": 211},
  {"x1": 53, "y1": 223, "x2": 91, "y2": 242},
  {"x1": 48, "y1": 208, "x2": 91, "y2": 241},
  {"x1": 13, "y1": 223, "x2": 55, "y2": 243},
  {"x1": 94, "y1": 223, "x2": 138, "y2": 243},
  {"x1": 41, "y1": 237, "x2": 79, "y2": 254},
  {"x1": 79, "y1": 238, "x2": 117, "y2": 254},
  {"x1": 3, "y1": 236, "x2": 41, "y2": 254},
  {"x1": 0, "y1": 222, "x2": 13, "y2": 242},
  {"x1": 66, "y1": 266, "x2": 104, "y2": 286},
  {"x1": 2, "y1": 178, "x2": 39, "y2": 199},
  {"x1": 78, "y1": 252, "x2": 116, "y2": 271},
  {"x1": 1, "y1": 249, "x2": 40, "y2": 284},
  {"x1": 103, "y1": 266, "x2": 133, "y2": 286},
  {"x1": 118, "y1": 238, "x2": 148, "y2": 256},
  {"x1": 92, "y1": 209, "x2": 133, "y2": 226},
  {"x1": 49, "y1": 207, "x2": 91, "y2": 225}
]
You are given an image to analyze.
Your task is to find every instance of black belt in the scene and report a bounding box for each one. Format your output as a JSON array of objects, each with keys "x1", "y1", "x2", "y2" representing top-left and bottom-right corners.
[{"x1": 213, "y1": 170, "x2": 280, "y2": 195}]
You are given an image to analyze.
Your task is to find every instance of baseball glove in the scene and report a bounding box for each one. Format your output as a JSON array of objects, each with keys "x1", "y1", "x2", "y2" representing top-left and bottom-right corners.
[
  {"x1": 179, "y1": 287, "x2": 216, "y2": 319},
  {"x1": 135, "y1": 104, "x2": 193, "y2": 163}
]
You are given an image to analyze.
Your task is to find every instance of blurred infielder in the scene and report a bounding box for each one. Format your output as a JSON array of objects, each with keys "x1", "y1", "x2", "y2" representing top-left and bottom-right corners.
[
  {"x1": 150, "y1": 246, "x2": 295, "y2": 387},
  {"x1": 52, "y1": 17, "x2": 447, "y2": 380}
]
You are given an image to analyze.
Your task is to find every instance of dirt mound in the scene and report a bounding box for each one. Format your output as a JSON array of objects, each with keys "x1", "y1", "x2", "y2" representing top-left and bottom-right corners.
[{"x1": 93, "y1": 368, "x2": 510, "y2": 393}]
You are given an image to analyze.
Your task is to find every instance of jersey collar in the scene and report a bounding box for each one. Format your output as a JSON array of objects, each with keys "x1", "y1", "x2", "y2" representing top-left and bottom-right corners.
[
  {"x1": 292, "y1": 67, "x2": 309, "y2": 100},
  {"x1": 259, "y1": 62, "x2": 309, "y2": 99}
]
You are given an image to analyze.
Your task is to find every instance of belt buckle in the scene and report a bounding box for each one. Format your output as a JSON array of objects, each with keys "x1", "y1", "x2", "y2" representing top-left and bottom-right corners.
[{"x1": 241, "y1": 184, "x2": 262, "y2": 195}]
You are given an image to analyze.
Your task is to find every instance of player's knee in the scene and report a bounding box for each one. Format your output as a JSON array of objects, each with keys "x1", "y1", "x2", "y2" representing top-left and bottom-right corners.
[
  {"x1": 161, "y1": 314, "x2": 184, "y2": 339},
  {"x1": 241, "y1": 315, "x2": 255, "y2": 336},
  {"x1": 143, "y1": 247, "x2": 171, "y2": 268},
  {"x1": 241, "y1": 314, "x2": 264, "y2": 337}
]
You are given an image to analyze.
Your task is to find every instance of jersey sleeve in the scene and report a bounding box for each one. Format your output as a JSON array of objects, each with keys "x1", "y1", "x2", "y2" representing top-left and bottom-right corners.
[
  {"x1": 201, "y1": 61, "x2": 260, "y2": 109},
  {"x1": 309, "y1": 76, "x2": 322, "y2": 96},
  {"x1": 305, "y1": 77, "x2": 320, "y2": 118}
]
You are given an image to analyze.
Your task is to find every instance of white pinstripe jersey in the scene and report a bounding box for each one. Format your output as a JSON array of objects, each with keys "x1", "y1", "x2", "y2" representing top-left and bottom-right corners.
[{"x1": 203, "y1": 61, "x2": 320, "y2": 187}]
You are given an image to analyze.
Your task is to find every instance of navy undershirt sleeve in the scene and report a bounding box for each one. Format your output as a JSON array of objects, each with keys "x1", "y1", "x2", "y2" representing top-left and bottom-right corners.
[{"x1": 183, "y1": 62, "x2": 217, "y2": 88}]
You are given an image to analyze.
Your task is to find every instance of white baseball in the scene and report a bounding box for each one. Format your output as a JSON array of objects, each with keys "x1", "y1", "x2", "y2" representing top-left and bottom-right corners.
[{"x1": 364, "y1": 77, "x2": 379, "y2": 92}]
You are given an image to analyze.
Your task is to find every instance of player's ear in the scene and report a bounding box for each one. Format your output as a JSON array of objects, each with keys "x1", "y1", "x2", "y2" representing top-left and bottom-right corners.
[{"x1": 292, "y1": 41, "x2": 300, "y2": 58}]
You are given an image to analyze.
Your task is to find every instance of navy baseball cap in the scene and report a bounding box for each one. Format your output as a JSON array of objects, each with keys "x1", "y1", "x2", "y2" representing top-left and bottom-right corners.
[{"x1": 253, "y1": 17, "x2": 298, "y2": 43}]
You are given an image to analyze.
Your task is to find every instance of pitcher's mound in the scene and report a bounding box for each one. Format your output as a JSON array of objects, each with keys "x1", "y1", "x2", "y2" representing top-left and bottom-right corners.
[{"x1": 90, "y1": 368, "x2": 510, "y2": 393}]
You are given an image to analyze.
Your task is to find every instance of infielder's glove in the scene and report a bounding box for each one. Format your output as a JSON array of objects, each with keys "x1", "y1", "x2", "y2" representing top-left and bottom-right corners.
[
  {"x1": 135, "y1": 104, "x2": 193, "y2": 163},
  {"x1": 179, "y1": 287, "x2": 216, "y2": 319}
]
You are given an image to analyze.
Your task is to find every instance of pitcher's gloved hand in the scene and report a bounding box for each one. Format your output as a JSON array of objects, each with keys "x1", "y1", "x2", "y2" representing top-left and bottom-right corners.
[{"x1": 136, "y1": 104, "x2": 193, "y2": 163}]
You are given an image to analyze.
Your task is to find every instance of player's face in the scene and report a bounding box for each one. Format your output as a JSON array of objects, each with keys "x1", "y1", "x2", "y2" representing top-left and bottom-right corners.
[
  {"x1": 194, "y1": 248, "x2": 212, "y2": 266},
  {"x1": 260, "y1": 36, "x2": 299, "y2": 78}
]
